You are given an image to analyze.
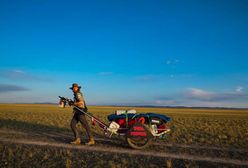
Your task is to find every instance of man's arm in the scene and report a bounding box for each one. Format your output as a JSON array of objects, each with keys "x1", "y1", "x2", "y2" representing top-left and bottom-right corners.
[{"x1": 74, "y1": 100, "x2": 85, "y2": 108}]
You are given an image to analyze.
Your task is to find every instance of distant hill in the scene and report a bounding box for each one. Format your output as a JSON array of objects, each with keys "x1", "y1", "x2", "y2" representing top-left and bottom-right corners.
[
  {"x1": 107, "y1": 105, "x2": 248, "y2": 110},
  {"x1": 33, "y1": 102, "x2": 57, "y2": 105}
]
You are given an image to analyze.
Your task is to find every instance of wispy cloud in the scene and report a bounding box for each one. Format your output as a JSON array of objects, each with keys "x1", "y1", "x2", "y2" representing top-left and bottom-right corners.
[
  {"x1": 97, "y1": 72, "x2": 113, "y2": 76},
  {"x1": 165, "y1": 59, "x2": 179, "y2": 65},
  {"x1": 186, "y1": 88, "x2": 215, "y2": 100},
  {"x1": 185, "y1": 88, "x2": 247, "y2": 101},
  {"x1": 136, "y1": 75, "x2": 156, "y2": 81},
  {"x1": 136, "y1": 73, "x2": 193, "y2": 81},
  {"x1": 152, "y1": 96, "x2": 180, "y2": 106},
  {"x1": 154, "y1": 99, "x2": 178, "y2": 106},
  {"x1": 235, "y1": 86, "x2": 244, "y2": 93},
  {"x1": 0, "y1": 70, "x2": 26, "y2": 79},
  {"x1": 0, "y1": 84, "x2": 30, "y2": 93},
  {"x1": 0, "y1": 69, "x2": 53, "y2": 82}
]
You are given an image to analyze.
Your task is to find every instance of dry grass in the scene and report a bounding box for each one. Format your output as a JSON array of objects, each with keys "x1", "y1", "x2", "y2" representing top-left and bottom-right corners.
[
  {"x1": 0, "y1": 104, "x2": 248, "y2": 167},
  {"x1": 0, "y1": 104, "x2": 247, "y2": 148}
]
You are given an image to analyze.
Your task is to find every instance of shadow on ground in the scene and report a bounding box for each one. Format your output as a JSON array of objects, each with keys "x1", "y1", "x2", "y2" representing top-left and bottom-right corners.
[{"x1": 0, "y1": 119, "x2": 127, "y2": 148}]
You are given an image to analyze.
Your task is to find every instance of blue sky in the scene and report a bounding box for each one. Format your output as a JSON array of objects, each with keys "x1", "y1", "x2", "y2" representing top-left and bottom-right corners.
[{"x1": 0, "y1": 0, "x2": 248, "y2": 107}]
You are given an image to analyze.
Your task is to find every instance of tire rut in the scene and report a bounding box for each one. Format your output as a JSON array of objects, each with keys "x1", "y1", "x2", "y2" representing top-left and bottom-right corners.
[{"x1": 0, "y1": 137, "x2": 248, "y2": 166}]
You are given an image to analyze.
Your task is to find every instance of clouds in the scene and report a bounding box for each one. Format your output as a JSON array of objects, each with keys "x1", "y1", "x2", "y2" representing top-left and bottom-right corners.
[
  {"x1": 0, "y1": 69, "x2": 53, "y2": 82},
  {"x1": 0, "y1": 68, "x2": 247, "y2": 107},
  {"x1": 136, "y1": 75, "x2": 156, "y2": 81},
  {"x1": 154, "y1": 99, "x2": 179, "y2": 106},
  {"x1": 0, "y1": 84, "x2": 29, "y2": 93},
  {"x1": 97, "y1": 72, "x2": 113, "y2": 76},
  {"x1": 235, "y1": 86, "x2": 243, "y2": 93},
  {"x1": 185, "y1": 88, "x2": 216, "y2": 101},
  {"x1": 0, "y1": 69, "x2": 53, "y2": 102},
  {"x1": 151, "y1": 86, "x2": 248, "y2": 108},
  {"x1": 166, "y1": 59, "x2": 180, "y2": 65},
  {"x1": 185, "y1": 87, "x2": 247, "y2": 102},
  {"x1": 0, "y1": 69, "x2": 31, "y2": 79}
]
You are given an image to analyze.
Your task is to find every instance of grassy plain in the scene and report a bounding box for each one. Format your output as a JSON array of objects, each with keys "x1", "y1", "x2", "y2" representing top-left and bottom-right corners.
[{"x1": 0, "y1": 104, "x2": 248, "y2": 167}]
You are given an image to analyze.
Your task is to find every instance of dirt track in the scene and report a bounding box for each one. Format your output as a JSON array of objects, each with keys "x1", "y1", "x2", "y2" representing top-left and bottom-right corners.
[
  {"x1": 1, "y1": 137, "x2": 248, "y2": 167},
  {"x1": 1, "y1": 128, "x2": 248, "y2": 166}
]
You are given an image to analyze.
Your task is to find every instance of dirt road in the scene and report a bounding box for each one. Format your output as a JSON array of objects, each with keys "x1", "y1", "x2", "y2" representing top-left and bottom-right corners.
[{"x1": 1, "y1": 137, "x2": 248, "y2": 167}]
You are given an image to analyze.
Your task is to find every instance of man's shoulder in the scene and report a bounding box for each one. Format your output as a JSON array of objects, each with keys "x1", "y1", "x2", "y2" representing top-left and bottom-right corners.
[{"x1": 76, "y1": 92, "x2": 83, "y2": 99}]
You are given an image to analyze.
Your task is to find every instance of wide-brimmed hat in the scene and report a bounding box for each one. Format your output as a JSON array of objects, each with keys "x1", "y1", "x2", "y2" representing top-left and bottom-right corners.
[{"x1": 70, "y1": 83, "x2": 81, "y2": 90}]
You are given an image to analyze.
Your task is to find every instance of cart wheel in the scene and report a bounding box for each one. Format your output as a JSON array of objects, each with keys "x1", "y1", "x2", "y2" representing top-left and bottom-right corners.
[{"x1": 126, "y1": 123, "x2": 152, "y2": 149}]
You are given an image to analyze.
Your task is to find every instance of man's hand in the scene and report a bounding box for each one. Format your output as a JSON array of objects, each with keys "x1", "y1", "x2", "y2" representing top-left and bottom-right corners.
[{"x1": 68, "y1": 100, "x2": 74, "y2": 106}]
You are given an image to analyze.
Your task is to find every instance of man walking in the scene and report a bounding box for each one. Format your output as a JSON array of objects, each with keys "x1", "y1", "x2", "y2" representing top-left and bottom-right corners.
[{"x1": 69, "y1": 83, "x2": 95, "y2": 145}]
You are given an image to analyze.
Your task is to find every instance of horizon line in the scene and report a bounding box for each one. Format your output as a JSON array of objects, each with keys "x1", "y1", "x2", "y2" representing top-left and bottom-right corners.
[{"x1": 0, "y1": 102, "x2": 247, "y2": 110}]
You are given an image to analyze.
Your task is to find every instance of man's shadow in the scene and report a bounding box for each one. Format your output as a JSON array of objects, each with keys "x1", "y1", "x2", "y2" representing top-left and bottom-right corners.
[{"x1": 0, "y1": 119, "x2": 128, "y2": 148}]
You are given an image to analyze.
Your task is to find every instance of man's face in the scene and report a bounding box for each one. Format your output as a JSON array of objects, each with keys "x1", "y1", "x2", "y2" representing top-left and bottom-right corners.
[{"x1": 72, "y1": 86, "x2": 78, "y2": 93}]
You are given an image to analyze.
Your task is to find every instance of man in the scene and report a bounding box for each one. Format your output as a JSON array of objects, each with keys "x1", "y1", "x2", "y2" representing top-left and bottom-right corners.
[{"x1": 69, "y1": 83, "x2": 95, "y2": 145}]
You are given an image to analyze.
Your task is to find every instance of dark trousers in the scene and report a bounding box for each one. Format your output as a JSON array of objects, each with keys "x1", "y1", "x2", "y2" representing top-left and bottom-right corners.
[{"x1": 70, "y1": 108, "x2": 93, "y2": 139}]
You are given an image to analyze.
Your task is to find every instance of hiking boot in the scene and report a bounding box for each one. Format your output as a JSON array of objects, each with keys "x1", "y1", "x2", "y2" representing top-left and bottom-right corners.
[
  {"x1": 85, "y1": 138, "x2": 95, "y2": 146},
  {"x1": 70, "y1": 138, "x2": 81, "y2": 145}
]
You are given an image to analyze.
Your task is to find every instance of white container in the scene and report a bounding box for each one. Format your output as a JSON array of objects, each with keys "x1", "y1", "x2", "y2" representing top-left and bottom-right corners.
[
  {"x1": 107, "y1": 121, "x2": 120, "y2": 133},
  {"x1": 127, "y1": 109, "x2": 136, "y2": 114},
  {"x1": 115, "y1": 110, "x2": 127, "y2": 115},
  {"x1": 115, "y1": 109, "x2": 136, "y2": 115},
  {"x1": 151, "y1": 124, "x2": 158, "y2": 134}
]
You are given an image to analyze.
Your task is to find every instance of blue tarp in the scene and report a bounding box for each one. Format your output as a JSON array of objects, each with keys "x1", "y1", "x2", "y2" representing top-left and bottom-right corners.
[{"x1": 108, "y1": 113, "x2": 171, "y2": 123}]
